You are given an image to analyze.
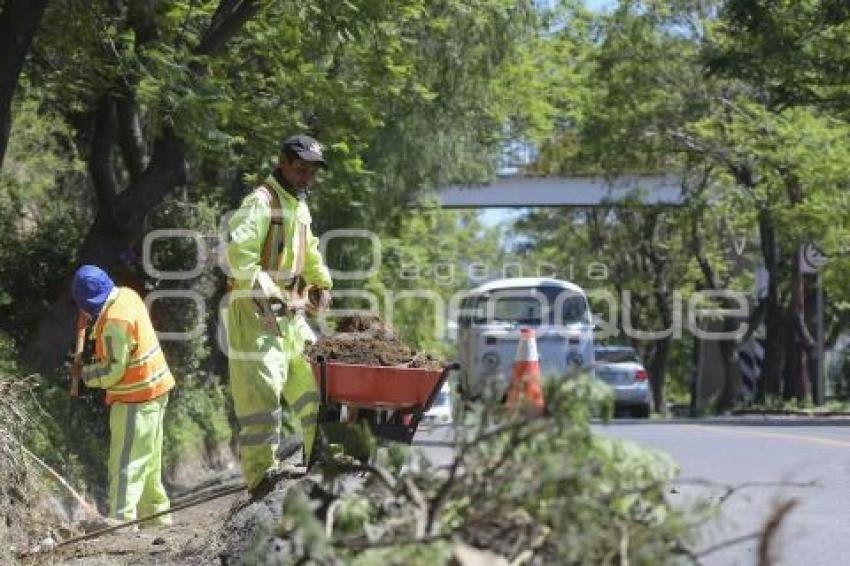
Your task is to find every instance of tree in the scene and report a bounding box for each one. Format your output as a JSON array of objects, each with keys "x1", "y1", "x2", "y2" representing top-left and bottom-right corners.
[
  {"x1": 521, "y1": 0, "x2": 850, "y2": 408},
  {"x1": 517, "y1": 1, "x2": 728, "y2": 411},
  {"x1": 22, "y1": 0, "x2": 260, "y2": 370},
  {"x1": 14, "y1": 0, "x2": 548, "y2": 371},
  {"x1": 709, "y1": 0, "x2": 850, "y2": 113},
  {"x1": 709, "y1": 0, "x2": 850, "y2": 399},
  {"x1": 0, "y1": 0, "x2": 49, "y2": 168}
]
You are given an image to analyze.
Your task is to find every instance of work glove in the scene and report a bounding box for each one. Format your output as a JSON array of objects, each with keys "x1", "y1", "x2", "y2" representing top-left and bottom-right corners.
[
  {"x1": 253, "y1": 271, "x2": 285, "y2": 333},
  {"x1": 307, "y1": 288, "x2": 332, "y2": 314},
  {"x1": 255, "y1": 271, "x2": 284, "y2": 304},
  {"x1": 65, "y1": 328, "x2": 96, "y2": 395}
]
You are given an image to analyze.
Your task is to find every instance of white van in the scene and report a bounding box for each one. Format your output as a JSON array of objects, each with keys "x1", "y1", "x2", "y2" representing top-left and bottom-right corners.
[{"x1": 456, "y1": 277, "x2": 594, "y2": 400}]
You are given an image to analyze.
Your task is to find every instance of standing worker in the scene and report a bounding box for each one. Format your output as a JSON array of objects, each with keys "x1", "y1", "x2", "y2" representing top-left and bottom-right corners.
[
  {"x1": 224, "y1": 133, "x2": 332, "y2": 497},
  {"x1": 70, "y1": 265, "x2": 175, "y2": 525}
]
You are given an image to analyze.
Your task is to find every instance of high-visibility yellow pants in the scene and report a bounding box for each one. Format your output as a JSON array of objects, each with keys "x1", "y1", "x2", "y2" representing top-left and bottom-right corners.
[
  {"x1": 225, "y1": 297, "x2": 319, "y2": 490},
  {"x1": 108, "y1": 394, "x2": 171, "y2": 524}
]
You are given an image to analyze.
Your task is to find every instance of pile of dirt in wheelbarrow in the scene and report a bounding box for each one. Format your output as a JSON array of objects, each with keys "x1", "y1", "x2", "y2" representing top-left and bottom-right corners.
[{"x1": 306, "y1": 315, "x2": 443, "y2": 369}]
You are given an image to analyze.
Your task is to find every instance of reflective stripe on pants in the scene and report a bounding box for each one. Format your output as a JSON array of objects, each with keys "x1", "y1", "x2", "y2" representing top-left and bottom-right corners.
[
  {"x1": 108, "y1": 394, "x2": 171, "y2": 524},
  {"x1": 283, "y1": 355, "x2": 319, "y2": 465},
  {"x1": 227, "y1": 297, "x2": 320, "y2": 490}
]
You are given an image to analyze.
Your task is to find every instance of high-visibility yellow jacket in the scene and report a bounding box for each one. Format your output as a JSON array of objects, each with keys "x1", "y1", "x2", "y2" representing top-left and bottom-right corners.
[
  {"x1": 82, "y1": 287, "x2": 175, "y2": 405},
  {"x1": 227, "y1": 173, "x2": 333, "y2": 292}
]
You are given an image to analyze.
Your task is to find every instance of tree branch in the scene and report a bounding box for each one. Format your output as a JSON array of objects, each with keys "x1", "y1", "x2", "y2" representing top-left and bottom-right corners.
[
  {"x1": 115, "y1": 92, "x2": 147, "y2": 181},
  {"x1": 196, "y1": 0, "x2": 259, "y2": 56},
  {"x1": 758, "y1": 499, "x2": 797, "y2": 566},
  {"x1": 0, "y1": 0, "x2": 49, "y2": 168},
  {"x1": 27, "y1": 0, "x2": 261, "y2": 373},
  {"x1": 112, "y1": 125, "x2": 186, "y2": 232},
  {"x1": 89, "y1": 94, "x2": 120, "y2": 209}
]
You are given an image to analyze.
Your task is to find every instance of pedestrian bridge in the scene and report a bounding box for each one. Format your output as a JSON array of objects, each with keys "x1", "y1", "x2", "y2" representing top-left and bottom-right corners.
[{"x1": 435, "y1": 175, "x2": 683, "y2": 208}]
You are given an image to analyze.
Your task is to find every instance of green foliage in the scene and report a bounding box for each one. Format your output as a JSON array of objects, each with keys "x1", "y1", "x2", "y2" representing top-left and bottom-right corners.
[
  {"x1": 363, "y1": 208, "x2": 512, "y2": 354},
  {"x1": 350, "y1": 543, "x2": 454, "y2": 566},
  {"x1": 513, "y1": 0, "x2": 850, "y2": 408},
  {"x1": 144, "y1": 197, "x2": 222, "y2": 383},
  {"x1": 318, "y1": 420, "x2": 377, "y2": 472},
  {"x1": 163, "y1": 383, "x2": 231, "y2": 476},
  {"x1": 258, "y1": 376, "x2": 697, "y2": 564},
  {"x1": 0, "y1": 95, "x2": 85, "y2": 205},
  {"x1": 2, "y1": 0, "x2": 563, "y2": 518},
  {"x1": 7, "y1": 1, "x2": 850, "y2": 555},
  {"x1": 28, "y1": 0, "x2": 550, "y2": 236},
  {"x1": 332, "y1": 495, "x2": 371, "y2": 538},
  {"x1": 709, "y1": 0, "x2": 850, "y2": 111},
  {"x1": 0, "y1": 333, "x2": 16, "y2": 376},
  {"x1": 0, "y1": 96, "x2": 88, "y2": 344},
  {"x1": 26, "y1": 378, "x2": 111, "y2": 506},
  {"x1": 0, "y1": 86, "x2": 100, "y2": 503}
]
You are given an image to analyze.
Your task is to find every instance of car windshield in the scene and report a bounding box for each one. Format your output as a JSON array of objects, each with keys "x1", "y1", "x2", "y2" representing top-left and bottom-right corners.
[
  {"x1": 595, "y1": 348, "x2": 639, "y2": 363},
  {"x1": 462, "y1": 286, "x2": 589, "y2": 325}
]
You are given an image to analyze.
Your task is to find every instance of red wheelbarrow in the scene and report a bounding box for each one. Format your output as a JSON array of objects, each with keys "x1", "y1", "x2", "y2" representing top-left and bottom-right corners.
[{"x1": 312, "y1": 356, "x2": 459, "y2": 444}]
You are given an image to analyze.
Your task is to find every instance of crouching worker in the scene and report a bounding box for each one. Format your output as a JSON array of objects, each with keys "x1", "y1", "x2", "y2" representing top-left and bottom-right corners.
[{"x1": 71, "y1": 265, "x2": 175, "y2": 526}]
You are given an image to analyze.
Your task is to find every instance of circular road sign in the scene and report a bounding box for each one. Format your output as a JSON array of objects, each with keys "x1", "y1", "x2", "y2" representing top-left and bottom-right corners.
[{"x1": 801, "y1": 242, "x2": 828, "y2": 272}]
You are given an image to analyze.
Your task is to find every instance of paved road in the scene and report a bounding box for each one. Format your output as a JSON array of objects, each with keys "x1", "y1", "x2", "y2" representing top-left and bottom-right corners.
[
  {"x1": 414, "y1": 419, "x2": 850, "y2": 565},
  {"x1": 597, "y1": 421, "x2": 850, "y2": 566},
  {"x1": 412, "y1": 423, "x2": 456, "y2": 468}
]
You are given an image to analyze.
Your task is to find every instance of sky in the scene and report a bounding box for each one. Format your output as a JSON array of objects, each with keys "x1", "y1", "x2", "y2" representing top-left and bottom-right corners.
[
  {"x1": 585, "y1": 0, "x2": 616, "y2": 11},
  {"x1": 479, "y1": 207, "x2": 525, "y2": 228}
]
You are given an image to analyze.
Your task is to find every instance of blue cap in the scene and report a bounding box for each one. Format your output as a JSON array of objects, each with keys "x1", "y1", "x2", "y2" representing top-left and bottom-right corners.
[{"x1": 71, "y1": 265, "x2": 115, "y2": 317}]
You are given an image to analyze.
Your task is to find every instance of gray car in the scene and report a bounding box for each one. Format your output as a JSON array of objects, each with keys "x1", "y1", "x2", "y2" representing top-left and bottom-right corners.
[{"x1": 594, "y1": 345, "x2": 653, "y2": 418}]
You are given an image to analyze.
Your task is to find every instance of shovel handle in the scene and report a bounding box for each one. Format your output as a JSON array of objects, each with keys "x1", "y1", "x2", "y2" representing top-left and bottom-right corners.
[{"x1": 70, "y1": 311, "x2": 87, "y2": 397}]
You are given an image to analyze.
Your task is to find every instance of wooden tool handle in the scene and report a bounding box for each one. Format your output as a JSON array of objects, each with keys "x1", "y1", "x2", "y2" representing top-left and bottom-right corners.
[{"x1": 69, "y1": 311, "x2": 87, "y2": 397}]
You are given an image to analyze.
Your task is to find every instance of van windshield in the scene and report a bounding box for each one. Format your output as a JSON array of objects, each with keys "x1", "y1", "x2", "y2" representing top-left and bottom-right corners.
[{"x1": 465, "y1": 286, "x2": 588, "y2": 325}]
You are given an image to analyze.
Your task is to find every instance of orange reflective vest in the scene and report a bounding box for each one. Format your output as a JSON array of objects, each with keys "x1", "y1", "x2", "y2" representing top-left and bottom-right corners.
[
  {"x1": 257, "y1": 185, "x2": 288, "y2": 273},
  {"x1": 255, "y1": 184, "x2": 308, "y2": 278},
  {"x1": 94, "y1": 288, "x2": 175, "y2": 405}
]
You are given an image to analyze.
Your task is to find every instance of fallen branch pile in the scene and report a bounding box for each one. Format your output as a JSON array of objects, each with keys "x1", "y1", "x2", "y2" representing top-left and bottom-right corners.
[
  {"x1": 207, "y1": 377, "x2": 694, "y2": 564},
  {"x1": 0, "y1": 374, "x2": 36, "y2": 483},
  {"x1": 0, "y1": 374, "x2": 38, "y2": 557}
]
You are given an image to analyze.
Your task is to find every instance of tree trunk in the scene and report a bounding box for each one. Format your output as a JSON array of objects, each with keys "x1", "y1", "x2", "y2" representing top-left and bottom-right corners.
[
  {"x1": 647, "y1": 336, "x2": 670, "y2": 414},
  {"x1": 782, "y1": 271, "x2": 816, "y2": 403},
  {"x1": 782, "y1": 315, "x2": 803, "y2": 401},
  {"x1": 714, "y1": 316, "x2": 743, "y2": 412},
  {"x1": 0, "y1": 0, "x2": 49, "y2": 168},
  {"x1": 645, "y1": 270, "x2": 673, "y2": 414},
  {"x1": 26, "y1": 130, "x2": 186, "y2": 373},
  {"x1": 758, "y1": 207, "x2": 785, "y2": 397},
  {"x1": 23, "y1": 0, "x2": 258, "y2": 374}
]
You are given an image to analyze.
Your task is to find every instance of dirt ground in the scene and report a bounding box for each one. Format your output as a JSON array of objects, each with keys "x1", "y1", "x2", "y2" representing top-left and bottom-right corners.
[
  {"x1": 15, "y1": 315, "x2": 446, "y2": 564},
  {"x1": 306, "y1": 314, "x2": 443, "y2": 369},
  {"x1": 28, "y1": 470, "x2": 341, "y2": 565},
  {"x1": 23, "y1": 475, "x2": 247, "y2": 565}
]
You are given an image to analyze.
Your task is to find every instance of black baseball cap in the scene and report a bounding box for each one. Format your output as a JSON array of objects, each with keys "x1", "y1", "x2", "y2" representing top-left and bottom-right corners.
[{"x1": 281, "y1": 134, "x2": 326, "y2": 166}]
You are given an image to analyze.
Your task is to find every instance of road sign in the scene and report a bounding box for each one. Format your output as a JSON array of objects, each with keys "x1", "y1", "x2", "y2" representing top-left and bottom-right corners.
[
  {"x1": 800, "y1": 242, "x2": 827, "y2": 274},
  {"x1": 798, "y1": 242, "x2": 827, "y2": 405}
]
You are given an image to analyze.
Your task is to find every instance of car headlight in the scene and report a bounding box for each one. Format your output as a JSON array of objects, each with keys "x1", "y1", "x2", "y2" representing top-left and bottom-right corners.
[{"x1": 482, "y1": 351, "x2": 501, "y2": 371}]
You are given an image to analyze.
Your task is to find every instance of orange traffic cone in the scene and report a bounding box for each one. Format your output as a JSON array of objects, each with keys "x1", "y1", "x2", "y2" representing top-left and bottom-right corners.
[{"x1": 505, "y1": 327, "x2": 545, "y2": 414}]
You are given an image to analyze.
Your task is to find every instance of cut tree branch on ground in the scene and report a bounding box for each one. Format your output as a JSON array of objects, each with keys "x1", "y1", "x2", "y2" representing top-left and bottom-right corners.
[
  {"x1": 13, "y1": 438, "x2": 99, "y2": 520},
  {"x1": 758, "y1": 499, "x2": 797, "y2": 566}
]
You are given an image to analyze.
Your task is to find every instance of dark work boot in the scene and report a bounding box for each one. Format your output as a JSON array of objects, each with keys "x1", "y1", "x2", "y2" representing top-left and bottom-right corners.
[{"x1": 248, "y1": 464, "x2": 306, "y2": 501}]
